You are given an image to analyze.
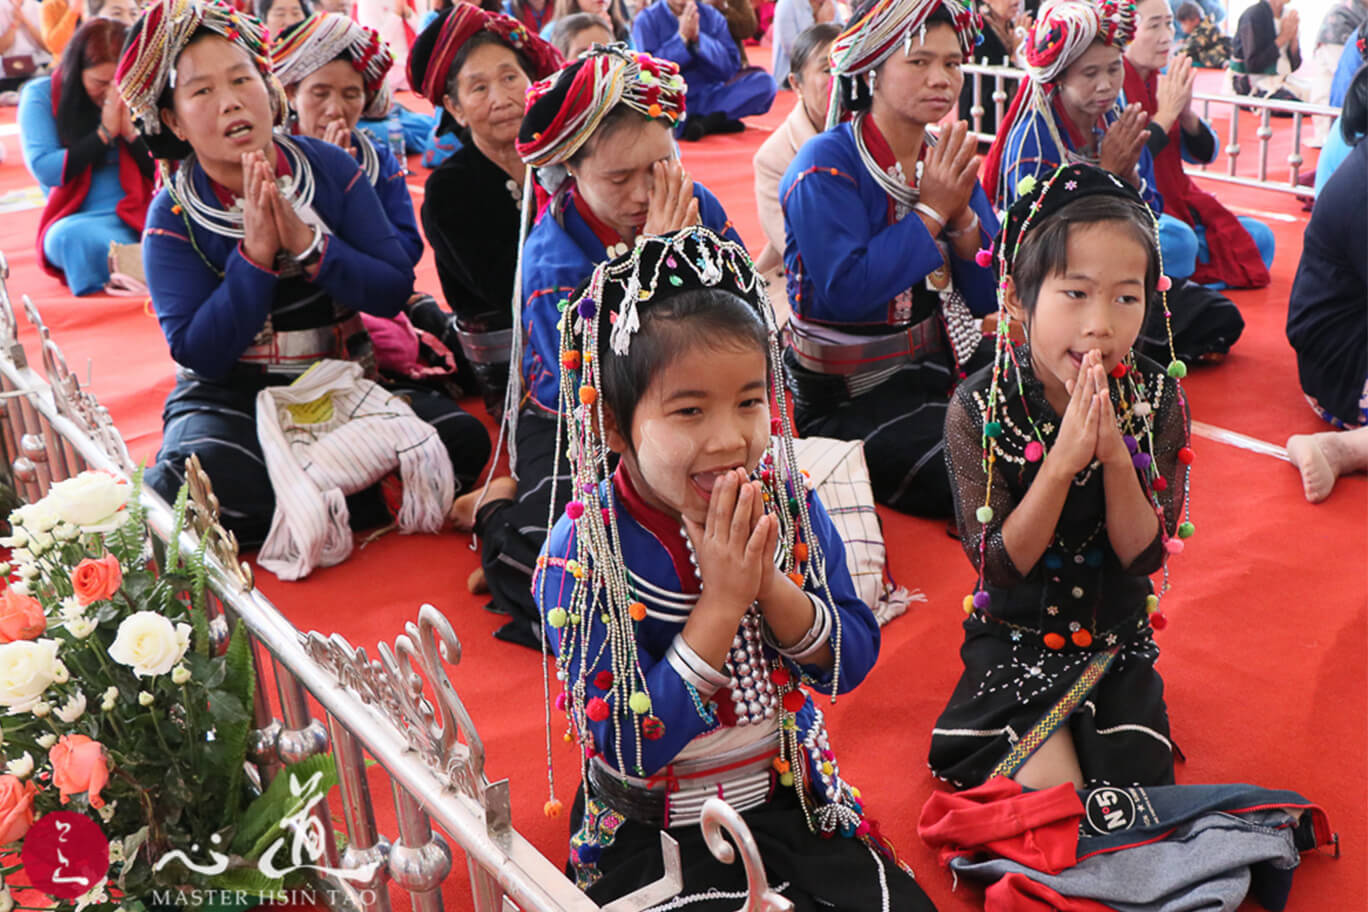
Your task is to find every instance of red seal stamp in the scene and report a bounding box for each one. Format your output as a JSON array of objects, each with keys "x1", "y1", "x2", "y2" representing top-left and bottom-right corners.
[{"x1": 20, "y1": 811, "x2": 110, "y2": 900}]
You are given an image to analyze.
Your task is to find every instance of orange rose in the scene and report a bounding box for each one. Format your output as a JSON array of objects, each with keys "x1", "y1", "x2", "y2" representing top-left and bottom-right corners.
[
  {"x1": 0, "y1": 773, "x2": 37, "y2": 843},
  {"x1": 70, "y1": 554, "x2": 123, "y2": 607},
  {"x1": 0, "y1": 587, "x2": 46, "y2": 643},
  {"x1": 49, "y1": 734, "x2": 109, "y2": 809}
]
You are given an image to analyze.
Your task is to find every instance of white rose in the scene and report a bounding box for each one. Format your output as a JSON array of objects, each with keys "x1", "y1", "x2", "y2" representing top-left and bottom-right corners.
[
  {"x1": 4, "y1": 751, "x2": 32, "y2": 778},
  {"x1": 109, "y1": 612, "x2": 191, "y2": 678},
  {"x1": 137, "y1": 691, "x2": 154, "y2": 707},
  {"x1": 36, "y1": 733, "x2": 56, "y2": 749},
  {"x1": 32, "y1": 701, "x2": 50, "y2": 718},
  {"x1": 54, "y1": 691, "x2": 87, "y2": 723},
  {"x1": 42, "y1": 473, "x2": 131, "y2": 532},
  {"x1": 65, "y1": 618, "x2": 97, "y2": 640},
  {"x1": 13, "y1": 502, "x2": 60, "y2": 533},
  {"x1": 171, "y1": 665, "x2": 191, "y2": 685},
  {"x1": 0, "y1": 639, "x2": 60, "y2": 713}
]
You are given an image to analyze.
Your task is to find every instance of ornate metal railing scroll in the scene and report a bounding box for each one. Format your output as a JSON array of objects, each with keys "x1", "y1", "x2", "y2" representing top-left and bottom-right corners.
[
  {"x1": 962, "y1": 64, "x2": 1340, "y2": 198},
  {"x1": 699, "y1": 800, "x2": 794, "y2": 912},
  {"x1": 0, "y1": 262, "x2": 787, "y2": 912}
]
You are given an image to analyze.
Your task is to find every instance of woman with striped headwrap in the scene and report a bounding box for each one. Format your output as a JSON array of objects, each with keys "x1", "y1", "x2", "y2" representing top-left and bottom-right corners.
[
  {"x1": 406, "y1": 4, "x2": 562, "y2": 416},
  {"x1": 121, "y1": 0, "x2": 490, "y2": 546},
  {"x1": 982, "y1": 0, "x2": 1246, "y2": 364},
  {"x1": 779, "y1": 0, "x2": 998, "y2": 518},
  {"x1": 448, "y1": 43, "x2": 742, "y2": 648}
]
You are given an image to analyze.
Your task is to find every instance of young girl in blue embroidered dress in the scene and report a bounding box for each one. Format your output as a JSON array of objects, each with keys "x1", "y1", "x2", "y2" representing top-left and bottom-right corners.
[
  {"x1": 532, "y1": 228, "x2": 935, "y2": 910},
  {"x1": 929, "y1": 164, "x2": 1195, "y2": 793}
]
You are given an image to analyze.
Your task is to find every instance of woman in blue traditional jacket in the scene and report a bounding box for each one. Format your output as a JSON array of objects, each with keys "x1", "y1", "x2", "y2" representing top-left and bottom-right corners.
[
  {"x1": 447, "y1": 43, "x2": 743, "y2": 648},
  {"x1": 780, "y1": 0, "x2": 997, "y2": 517},
  {"x1": 117, "y1": 0, "x2": 489, "y2": 545}
]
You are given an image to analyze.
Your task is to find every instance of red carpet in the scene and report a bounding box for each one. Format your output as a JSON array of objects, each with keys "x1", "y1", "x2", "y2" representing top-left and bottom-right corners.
[{"x1": 0, "y1": 74, "x2": 1363, "y2": 912}]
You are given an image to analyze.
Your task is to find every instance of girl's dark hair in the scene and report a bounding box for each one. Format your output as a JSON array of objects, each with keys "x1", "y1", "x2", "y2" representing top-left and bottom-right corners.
[
  {"x1": 255, "y1": 0, "x2": 314, "y2": 22},
  {"x1": 444, "y1": 30, "x2": 537, "y2": 102},
  {"x1": 843, "y1": 6, "x2": 957, "y2": 112},
  {"x1": 789, "y1": 22, "x2": 839, "y2": 86},
  {"x1": 1343, "y1": 63, "x2": 1368, "y2": 145},
  {"x1": 600, "y1": 288, "x2": 770, "y2": 440},
  {"x1": 58, "y1": 18, "x2": 129, "y2": 147},
  {"x1": 1010, "y1": 194, "x2": 1161, "y2": 319},
  {"x1": 550, "y1": 12, "x2": 614, "y2": 57}
]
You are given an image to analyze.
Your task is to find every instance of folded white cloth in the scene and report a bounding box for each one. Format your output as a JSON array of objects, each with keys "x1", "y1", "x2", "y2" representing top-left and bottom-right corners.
[{"x1": 255, "y1": 359, "x2": 454, "y2": 580}]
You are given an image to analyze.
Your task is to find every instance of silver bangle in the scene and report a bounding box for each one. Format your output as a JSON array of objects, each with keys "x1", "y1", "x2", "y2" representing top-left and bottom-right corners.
[
  {"x1": 294, "y1": 222, "x2": 324, "y2": 263},
  {"x1": 765, "y1": 594, "x2": 833, "y2": 662},
  {"x1": 913, "y1": 202, "x2": 946, "y2": 230},
  {"x1": 945, "y1": 211, "x2": 980, "y2": 239}
]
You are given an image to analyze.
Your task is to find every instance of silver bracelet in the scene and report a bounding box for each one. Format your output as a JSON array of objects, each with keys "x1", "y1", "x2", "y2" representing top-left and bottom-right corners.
[
  {"x1": 945, "y1": 211, "x2": 980, "y2": 239},
  {"x1": 913, "y1": 202, "x2": 946, "y2": 230},
  {"x1": 293, "y1": 222, "x2": 324, "y2": 264},
  {"x1": 764, "y1": 594, "x2": 833, "y2": 662}
]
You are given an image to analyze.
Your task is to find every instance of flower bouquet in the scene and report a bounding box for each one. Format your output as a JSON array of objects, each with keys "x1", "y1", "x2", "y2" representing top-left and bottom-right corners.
[{"x1": 0, "y1": 471, "x2": 336, "y2": 912}]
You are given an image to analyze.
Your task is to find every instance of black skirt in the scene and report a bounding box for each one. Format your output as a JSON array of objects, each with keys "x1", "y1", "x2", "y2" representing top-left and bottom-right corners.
[
  {"x1": 928, "y1": 619, "x2": 1176, "y2": 790},
  {"x1": 567, "y1": 786, "x2": 937, "y2": 911}
]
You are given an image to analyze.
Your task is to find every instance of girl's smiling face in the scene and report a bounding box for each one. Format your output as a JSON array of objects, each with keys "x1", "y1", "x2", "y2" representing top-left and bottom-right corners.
[{"x1": 607, "y1": 341, "x2": 771, "y2": 526}]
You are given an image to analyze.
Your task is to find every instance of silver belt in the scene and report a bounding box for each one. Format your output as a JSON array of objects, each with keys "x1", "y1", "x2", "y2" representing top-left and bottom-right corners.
[
  {"x1": 455, "y1": 327, "x2": 513, "y2": 366},
  {"x1": 238, "y1": 314, "x2": 373, "y2": 376},
  {"x1": 787, "y1": 313, "x2": 945, "y2": 379}
]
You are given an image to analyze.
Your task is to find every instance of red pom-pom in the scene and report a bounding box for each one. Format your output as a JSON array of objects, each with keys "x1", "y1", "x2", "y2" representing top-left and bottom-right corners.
[
  {"x1": 1024, "y1": 441, "x2": 1044, "y2": 463},
  {"x1": 593, "y1": 670, "x2": 614, "y2": 690},
  {"x1": 1043, "y1": 632, "x2": 1067, "y2": 651},
  {"x1": 770, "y1": 667, "x2": 791, "y2": 686},
  {"x1": 1152, "y1": 476, "x2": 1168, "y2": 492},
  {"x1": 1110, "y1": 362, "x2": 1128, "y2": 379},
  {"x1": 1071, "y1": 629, "x2": 1093, "y2": 648},
  {"x1": 642, "y1": 715, "x2": 665, "y2": 740},
  {"x1": 586, "y1": 697, "x2": 610, "y2": 722},
  {"x1": 555, "y1": 692, "x2": 568, "y2": 711},
  {"x1": 1157, "y1": 275, "x2": 1173, "y2": 292},
  {"x1": 1177, "y1": 446, "x2": 1195, "y2": 465},
  {"x1": 566, "y1": 500, "x2": 585, "y2": 520},
  {"x1": 782, "y1": 690, "x2": 806, "y2": 713},
  {"x1": 1163, "y1": 538, "x2": 1185, "y2": 554},
  {"x1": 974, "y1": 248, "x2": 994, "y2": 268},
  {"x1": 1150, "y1": 611, "x2": 1169, "y2": 631}
]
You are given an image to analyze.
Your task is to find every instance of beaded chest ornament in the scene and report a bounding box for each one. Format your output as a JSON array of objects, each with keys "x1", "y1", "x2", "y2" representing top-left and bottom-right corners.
[
  {"x1": 536, "y1": 228, "x2": 865, "y2": 839},
  {"x1": 966, "y1": 163, "x2": 1195, "y2": 648}
]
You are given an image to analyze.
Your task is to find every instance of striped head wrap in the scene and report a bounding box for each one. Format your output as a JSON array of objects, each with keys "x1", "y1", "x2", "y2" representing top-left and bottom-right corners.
[
  {"x1": 980, "y1": 0, "x2": 1138, "y2": 205},
  {"x1": 116, "y1": 0, "x2": 288, "y2": 156},
  {"x1": 516, "y1": 43, "x2": 685, "y2": 178},
  {"x1": 827, "y1": 0, "x2": 982, "y2": 126},
  {"x1": 407, "y1": 4, "x2": 563, "y2": 108},
  {"x1": 271, "y1": 12, "x2": 394, "y2": 121}
]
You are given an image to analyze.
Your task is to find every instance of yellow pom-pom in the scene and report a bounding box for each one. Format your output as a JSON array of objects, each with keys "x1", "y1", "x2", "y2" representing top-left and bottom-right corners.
[
  {"x1": 780, "y1": 771, "x2": 794, "y2": 787},
  {"x1": 1016, "y1": 174, "x2": 1038, "y2": 196},
  {"x1": 1145, "y1": 594, "x2": 1160, "y2": 614},
  {"x1": 547, "y1": 607, "x2": 568, "y2": 628},
  {"x1": 962, "y1": 595, "x2": 975, "y2": 614},
  {"x1": 628, "y1": 692, "x2": 651, "y2": 714},
  {"x1": 544, "y1": 799, "x2": 564, "y2": 818}
]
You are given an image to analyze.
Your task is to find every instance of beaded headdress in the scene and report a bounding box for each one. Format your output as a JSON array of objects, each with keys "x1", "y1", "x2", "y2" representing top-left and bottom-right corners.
[
  {"x1": 537, "y1": 228, "x2": 858, "y2": 835},
  {"x1": 271, "y1": 12, "x2": 394, "y2": 121},
  {"x1": 407, "y1": 3, "x2": 563, "y2": 136},
  {"x1": 516, "y1": 43, "x2": 687, "y2": 183},
  {"x1": 116, "y1": 0, "x2": 288, "y2": 157},
  {"x1": 826, "y1": 0, "x2": 982, "y2": 127},
  {"x1": 969, "y1": 162, "x2": 1193, "y2": 638},
  {"x1": 980, "y1": 0, "x2": 1138, "y2": 205}
]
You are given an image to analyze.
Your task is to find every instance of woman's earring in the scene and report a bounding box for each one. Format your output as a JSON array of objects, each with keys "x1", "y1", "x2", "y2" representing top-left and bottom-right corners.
[{"x1": 867, "y1": 70, "x2": 877, "y2": 92}]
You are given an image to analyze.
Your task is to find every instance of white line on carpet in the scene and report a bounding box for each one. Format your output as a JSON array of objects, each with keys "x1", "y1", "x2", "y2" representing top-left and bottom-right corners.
[{"x1": 1191, "y1": 420, "x2": 1290, "y2": 461}]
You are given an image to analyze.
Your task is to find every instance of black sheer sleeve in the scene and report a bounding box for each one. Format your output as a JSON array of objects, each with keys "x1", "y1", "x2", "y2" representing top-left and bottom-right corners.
[
  {"x1": 945, "y1": 384, "x2": 1028, "y2": 588},
  {"x1": 1118, "y1": 370, "x2": 1191, "y2": 577},
  {"x1": 61, "y1": 131, "x2": 108, "y2": 184}
]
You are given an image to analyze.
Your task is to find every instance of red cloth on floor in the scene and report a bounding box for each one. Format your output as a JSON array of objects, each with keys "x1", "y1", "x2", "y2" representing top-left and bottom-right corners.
[
  {"x1": 918, "y1": 777, "x2": 1083, "y2": 875},
  {"x1": 985, "y1": 873, "x2": 1115, "y2": 912},
  {"x1": 1122, "y1": 60, "x2": 1270, "y2": 289}
]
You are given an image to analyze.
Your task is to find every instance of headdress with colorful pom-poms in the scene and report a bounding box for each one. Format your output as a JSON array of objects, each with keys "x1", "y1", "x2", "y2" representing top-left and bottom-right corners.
[
  {"x1": 271, "y1": 12, "x2": 395, "y2": 120},
  {"x1": 116, "y1": 0, "x2": 288, "y2": 160},
  {"x1": 826, "y1": 0, "x2": 982, "y2": 127},
  {"x1": 967, "y1": 162, "x2": 1193, "y2": 640},
  {"x1": 536, "y1": 227, "x2": 861, "y2": 836},
  {"x1": 980, "y1": 0, "x2": 1138, "y2": 206}
]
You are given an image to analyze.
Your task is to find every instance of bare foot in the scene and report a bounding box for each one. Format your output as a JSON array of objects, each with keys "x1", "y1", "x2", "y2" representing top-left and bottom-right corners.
[
  {"x1": 1286, "y1": 427, "x2": 1368, "y2": 503},
  {"x1": 467, "y1": 567, "x2": 489, "y2": 594},
  {"x1": 449, "y1": 476, "x2": 517, "y2": 531}
]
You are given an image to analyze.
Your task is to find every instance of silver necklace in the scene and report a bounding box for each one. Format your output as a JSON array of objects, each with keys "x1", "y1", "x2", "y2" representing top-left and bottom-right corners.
[{"x1": 171, "y1": 134, "x2": 317, "y2": 240}]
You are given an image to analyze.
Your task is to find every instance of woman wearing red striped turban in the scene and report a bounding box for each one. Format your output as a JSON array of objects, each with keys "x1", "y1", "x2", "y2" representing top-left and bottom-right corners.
[
  {"x1": 780, "y1": 0, "x2": 998, "y2": 518},
  {"x1": 407, "y1": 4, "x2": 563, "y2": 415},
  {"x1": 120, "y1": 0, "x2": 490, "y2": 545},
  {"x1": 448, "y1": 43, "x2": 744, "y2": 648}
]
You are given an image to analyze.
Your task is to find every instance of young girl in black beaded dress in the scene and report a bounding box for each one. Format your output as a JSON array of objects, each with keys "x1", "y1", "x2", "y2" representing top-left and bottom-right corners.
[{"x1": 929, "y1": 163, "x2": 1196, "y2": 792}]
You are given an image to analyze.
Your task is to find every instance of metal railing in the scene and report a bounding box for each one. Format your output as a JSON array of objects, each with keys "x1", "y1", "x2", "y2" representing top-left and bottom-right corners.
[
  {"x1": 962, "y1": 62, "x2": 1340, "y2": 198},
  {"x1": 0, "y1": 253, "x2": 791, "y2": 912}
]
